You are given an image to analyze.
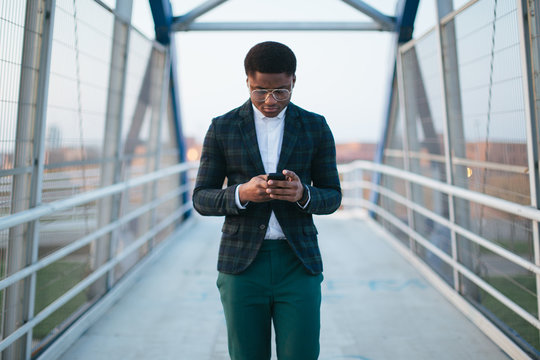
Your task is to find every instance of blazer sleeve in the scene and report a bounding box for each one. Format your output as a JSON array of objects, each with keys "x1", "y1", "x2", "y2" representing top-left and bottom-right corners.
[
  {"x1": 192, "y1": 120, "x2": 244, "y2": 216},
  {"x1": 302, "y1": 117, "x2": 342, "y2": 215}
]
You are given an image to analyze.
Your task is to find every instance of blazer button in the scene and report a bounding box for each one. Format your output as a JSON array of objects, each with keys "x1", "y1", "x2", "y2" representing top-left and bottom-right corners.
[{"x1": 259, "y1": 224, "x2": 266, "y2": 230}]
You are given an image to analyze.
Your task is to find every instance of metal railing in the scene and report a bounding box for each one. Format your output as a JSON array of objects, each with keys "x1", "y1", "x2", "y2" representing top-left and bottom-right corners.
[
  {"x1": 340, "y1": 160, "x2": 539, "y2": 359},
  {"x1": 0, "y1": 161, "x2": 198, "y2": 358},
  {"x1": 9, "y1": 157, "x2": 537, "y2": 359}
]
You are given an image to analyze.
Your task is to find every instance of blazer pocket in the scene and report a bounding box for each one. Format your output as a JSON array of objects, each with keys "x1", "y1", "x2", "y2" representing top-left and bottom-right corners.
[
  {"x1": 222, "y1": 222, "x2": 239, "y2": 235},
  {"x1": 302, "y1": 225, "x2": 318, "y2": 236}
]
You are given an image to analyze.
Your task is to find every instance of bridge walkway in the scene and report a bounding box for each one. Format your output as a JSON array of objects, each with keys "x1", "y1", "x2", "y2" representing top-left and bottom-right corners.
[{"x1": 58, "y1": 212, "x2": 510, "y2": 360}]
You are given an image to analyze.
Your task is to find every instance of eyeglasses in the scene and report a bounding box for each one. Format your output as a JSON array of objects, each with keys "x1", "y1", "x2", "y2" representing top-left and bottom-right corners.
[{"x1": 250, "y1": 88, "x2": 291, "y2": 102}]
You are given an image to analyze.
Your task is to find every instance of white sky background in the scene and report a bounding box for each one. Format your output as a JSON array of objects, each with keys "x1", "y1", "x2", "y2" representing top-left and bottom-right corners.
[
  {"x1": 172, "y1": 0, "x2": 398, "y2": 144},
  {"x1": 176, "y1": 31, "x2": 392, "y2": 144},
  {"x1": 131, "y1": 0, "x2": 452, "y2": 144}
]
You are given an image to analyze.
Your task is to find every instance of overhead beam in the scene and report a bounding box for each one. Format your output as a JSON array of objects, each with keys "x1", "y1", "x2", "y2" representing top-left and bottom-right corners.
[
  {"x1": 340, "y1": 0, "x2": 396, "y2": 31},
  {"x1": 172, "y1": 0, "x2": 229, "y2": 31},
  {"x1": 174, "y1": 21, "x2": 385, "y2": 32}
]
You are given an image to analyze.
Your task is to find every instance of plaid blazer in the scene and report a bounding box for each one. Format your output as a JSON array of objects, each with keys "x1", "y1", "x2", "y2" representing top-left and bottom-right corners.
[{"x1": 192, "y1": 100, "x2": 342, "y2": 275}]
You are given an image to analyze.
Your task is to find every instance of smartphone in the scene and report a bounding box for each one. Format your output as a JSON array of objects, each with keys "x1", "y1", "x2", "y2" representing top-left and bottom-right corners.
[{"x1": 267, "y1": 172, "x2": 286, "y2": 181}]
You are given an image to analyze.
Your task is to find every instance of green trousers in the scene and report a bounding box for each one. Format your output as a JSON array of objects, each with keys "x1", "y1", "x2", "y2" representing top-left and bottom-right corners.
[{"x1": 217, "y1": 240, "x2": 323, "y2": 360}]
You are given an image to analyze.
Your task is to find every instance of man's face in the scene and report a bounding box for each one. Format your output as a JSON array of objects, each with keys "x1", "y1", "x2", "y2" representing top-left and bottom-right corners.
[{"x1": 247, "y1": 71, "x2": 296, "y2": 118}]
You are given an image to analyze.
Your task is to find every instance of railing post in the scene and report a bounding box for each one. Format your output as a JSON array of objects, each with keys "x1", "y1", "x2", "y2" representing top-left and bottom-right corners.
[
  {"x1": 149, "y1": 47, "x2": 171, "y2": 249},
  {"x1": 396, "y1": 50, "x2": 416, "y2": 251},
  {"x1": 435, "y1": 0, "x2": 461, "y2": 292},
  {"x1": 516, "y1": 0, "x2": 540, "y2": 334},
  {"x1": 146, "y1": 48, "x2": 169, "y2": 251},
  {"x1": 354, "y1": 165, "x2": 363, "y2": 212},
  {"x1": 96, "y1": 0, "x2": 133, "y2": 295},
  {"x1": 5, "y1": 0, "x2": 56, "y2": 359}
]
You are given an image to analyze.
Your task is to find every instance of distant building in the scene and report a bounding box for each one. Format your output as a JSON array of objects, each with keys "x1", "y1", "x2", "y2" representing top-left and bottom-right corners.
[
  {"x1": 335, "y1": 142, "x2": 377, "y2": 164},
  {"x1": 466, "y1": 141, "x2": 527, "y2": 166}
]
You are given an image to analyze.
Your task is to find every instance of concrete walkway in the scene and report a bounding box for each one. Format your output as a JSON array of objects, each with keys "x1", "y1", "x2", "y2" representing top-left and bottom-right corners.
[{"x1": 59, "y1": 212, "x2": 510, "y2": 360}]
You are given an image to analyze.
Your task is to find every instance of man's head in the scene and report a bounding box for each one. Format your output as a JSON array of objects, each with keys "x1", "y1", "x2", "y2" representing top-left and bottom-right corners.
[
  {"x1": 244, "y1": 41, "x2": 297, "y2": 118},
  {"x1": 244, "y1": 41, "x2": 296, "y2": 76}
]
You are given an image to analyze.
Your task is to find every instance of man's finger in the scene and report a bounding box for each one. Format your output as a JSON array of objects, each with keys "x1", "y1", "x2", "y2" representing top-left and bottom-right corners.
[
  {"x1": 283, "y1": 169, "x2": 299, "y2": 181},
  {"x1": 267, "y1": 187, "x2": 296, "y2": 196},
  {"x1": 267, "y1": 179, "x2": 289, "y2": 187}
]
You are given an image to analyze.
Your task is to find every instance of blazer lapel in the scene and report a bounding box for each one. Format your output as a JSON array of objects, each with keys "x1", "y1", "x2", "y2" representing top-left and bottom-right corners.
[
  {"x1": 277, "y1": 103, "x2": 300, "y2": 171},
  {"x1": 239, "y1": 101, "x2": 266, "y2": 175}
]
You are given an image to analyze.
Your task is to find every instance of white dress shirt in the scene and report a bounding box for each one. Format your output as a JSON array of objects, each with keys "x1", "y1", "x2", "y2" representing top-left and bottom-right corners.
[{"x1": 234, "y1": 105, "x2": 309, "y2": 239}]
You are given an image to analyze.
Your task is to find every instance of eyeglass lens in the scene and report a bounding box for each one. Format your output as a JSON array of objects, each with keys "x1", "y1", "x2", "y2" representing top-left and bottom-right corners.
[{"x1": 251, "y1": 89, "x2": 290, "y2": 102}]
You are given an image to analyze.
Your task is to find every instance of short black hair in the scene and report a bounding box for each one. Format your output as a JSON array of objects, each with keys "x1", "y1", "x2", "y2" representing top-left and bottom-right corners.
[{"x1": 244, "y1": 41, "x2": 297, "y2": 76}]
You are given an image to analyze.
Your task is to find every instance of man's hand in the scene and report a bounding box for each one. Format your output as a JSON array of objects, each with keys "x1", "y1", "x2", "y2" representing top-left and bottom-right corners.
[
  {"x1": 238, "y1": 175, "x2": 271, "y2": 203},
  {"x1": 266, "y1": 170, "x2": 304, "y2": 203}
]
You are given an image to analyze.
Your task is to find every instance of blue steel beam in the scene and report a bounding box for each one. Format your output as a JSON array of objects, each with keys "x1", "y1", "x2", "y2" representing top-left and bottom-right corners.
[
  {"x1": 149, "y1": 0, "x2": 185, "y2": 164},
  {"x1": 149, "y1": 0, "x2": 189, "y2": 217},
  {"x1": 149, "y1": 0, "x2": 172, "y2": 45},
  {"x1": 396, "y1": 0, "x2": 420, "y2": 43}
]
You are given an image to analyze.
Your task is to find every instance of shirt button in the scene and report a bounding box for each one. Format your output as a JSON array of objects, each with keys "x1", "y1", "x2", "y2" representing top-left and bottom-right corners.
[{"x1": 259, "y1": 224, "x2": 266, "y2": 230}]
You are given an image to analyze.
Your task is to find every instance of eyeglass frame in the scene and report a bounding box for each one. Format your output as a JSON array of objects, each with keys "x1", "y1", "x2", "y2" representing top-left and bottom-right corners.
[{"x1": 247, "y1": 81, "x2": 293, "y2": 102}]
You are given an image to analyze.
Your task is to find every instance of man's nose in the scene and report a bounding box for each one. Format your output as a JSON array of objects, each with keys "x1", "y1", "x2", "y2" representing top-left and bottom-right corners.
[{"x1": 264, "y1": 93, "x2": 277, "y2": 104}]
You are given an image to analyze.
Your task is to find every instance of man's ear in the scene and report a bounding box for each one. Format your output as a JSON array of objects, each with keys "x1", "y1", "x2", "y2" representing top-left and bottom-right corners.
[{"x1": 292, "y1": 75, "x2": 296, "y2": 88}]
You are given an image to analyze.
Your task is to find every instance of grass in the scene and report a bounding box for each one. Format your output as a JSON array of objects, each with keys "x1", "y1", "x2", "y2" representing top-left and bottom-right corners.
[
  {"x1": 479, "y1": 239, "x2": 533, "y2": 258},
  {"x1": 33, "y1": 261, "x2": 88, "y2": 339},
  {"x1": 480, "y1": 275, "x2": 540, "y2": 351}
]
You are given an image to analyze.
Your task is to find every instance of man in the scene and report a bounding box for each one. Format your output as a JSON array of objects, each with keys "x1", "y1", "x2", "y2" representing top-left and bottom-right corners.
[{"x1": 193, "y1": 41, "x2": 341, "y2": 360}]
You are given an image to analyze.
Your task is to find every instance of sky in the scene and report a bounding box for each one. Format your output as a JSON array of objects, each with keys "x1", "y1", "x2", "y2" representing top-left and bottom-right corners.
[{"x1": 131, "y1": 0, "x2": 442, "y2": 145}]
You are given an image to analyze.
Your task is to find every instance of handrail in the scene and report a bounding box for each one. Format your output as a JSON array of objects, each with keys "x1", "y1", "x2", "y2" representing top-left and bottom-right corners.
[
  {"x1": 339, "y1": 160, "x2": 540, "y2": 331},
  {"x1": 365, "y1": 199, "x2": 540, "y2": 330},
  {"x1": 339, "y1": 161, "x2": 540, "y2": 274},
  {"x1": 340, "y1": 160, "x2": 540, "y2": 222},
  {"x1": 358, "y1": 181, "x2": 540, "y2": 275},
  {"x1": 0, "y1": 161, "x2": 199, "y2": 231},
  {"x1": 0, "y1": 202, "x2": 193, "y2": 353},
  {"x1": 0, "y1": 185, "x2": 190, "y2": 292},
  {"x1": 0, "y1": 161, "x2": 198, "y2": 354}
]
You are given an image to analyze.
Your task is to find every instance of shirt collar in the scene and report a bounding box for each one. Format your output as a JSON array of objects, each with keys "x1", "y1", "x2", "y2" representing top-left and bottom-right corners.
[{"x1": 252, "y1": 104, "x2": 287, "y2": 122}]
